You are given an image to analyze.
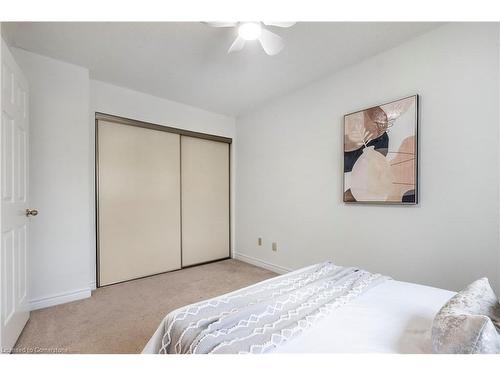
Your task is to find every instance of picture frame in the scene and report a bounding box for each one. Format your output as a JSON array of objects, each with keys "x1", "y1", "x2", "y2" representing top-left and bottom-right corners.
[{"x1": 343, "y1": 95, "x2": 419, "y2": 204}]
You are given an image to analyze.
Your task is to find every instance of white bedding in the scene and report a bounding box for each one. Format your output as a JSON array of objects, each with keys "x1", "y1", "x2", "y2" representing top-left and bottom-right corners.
[
  {"x1": 273, "y1": 279, "x2": 455, "y2": 353},
  {"x1": 143, "y1": 266, "x2": 455, "y2": 354}
]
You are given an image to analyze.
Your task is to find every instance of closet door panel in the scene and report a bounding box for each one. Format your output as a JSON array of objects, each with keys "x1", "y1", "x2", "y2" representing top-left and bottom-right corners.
[
  {"x1": 181, "y1": 136, "x2": 229, "y2": 266},
  {"x1": 98, "y1": 121, "x2": 181, "y2": 286}
]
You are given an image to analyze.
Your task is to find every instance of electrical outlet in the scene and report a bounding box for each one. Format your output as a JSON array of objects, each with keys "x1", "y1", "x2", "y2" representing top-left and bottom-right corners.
[
  {"x1": 258, "y1": 237, "x2": 262, "y2": 246},
  {"x1": 272, "y1": 242, "x2": 277, "y2": 252}
]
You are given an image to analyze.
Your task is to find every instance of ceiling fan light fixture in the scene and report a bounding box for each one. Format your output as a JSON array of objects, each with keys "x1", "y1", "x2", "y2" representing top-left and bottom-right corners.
[
  {"x1": 238, "y1": 22, "x2": 262, "y2": 41},
  {"x1": 206, "y1": 21, "x2": 292, "y2": 55}
]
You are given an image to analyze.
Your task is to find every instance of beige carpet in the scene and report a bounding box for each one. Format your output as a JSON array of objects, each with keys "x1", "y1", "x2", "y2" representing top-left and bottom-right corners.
[{"x1": 14, "y1": 259, "x2": 276, "y2": 354}]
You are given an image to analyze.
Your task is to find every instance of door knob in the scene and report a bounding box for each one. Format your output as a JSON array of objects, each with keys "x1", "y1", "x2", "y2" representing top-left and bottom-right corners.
[{"x1": 26, "y1": 208, "x2": 38, "y2": 217}]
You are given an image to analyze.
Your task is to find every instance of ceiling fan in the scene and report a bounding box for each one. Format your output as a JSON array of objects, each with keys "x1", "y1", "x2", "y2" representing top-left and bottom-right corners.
[{"x1": 206, "y1": 22, "x2": 295, "y2": 56}]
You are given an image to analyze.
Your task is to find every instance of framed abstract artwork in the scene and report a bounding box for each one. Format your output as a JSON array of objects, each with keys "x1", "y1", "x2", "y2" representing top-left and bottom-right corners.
[{"x1": 343, "y1": 95, "x2": 418, "y2": 204}]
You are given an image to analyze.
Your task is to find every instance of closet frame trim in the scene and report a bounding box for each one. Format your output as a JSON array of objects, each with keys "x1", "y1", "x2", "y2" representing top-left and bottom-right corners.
[
  {"x1": 94, "y1": 112, "x2": 232, "y2": 288},
  {"x1": 95, "y1": 112, "x2": 232, "y2": 144}
]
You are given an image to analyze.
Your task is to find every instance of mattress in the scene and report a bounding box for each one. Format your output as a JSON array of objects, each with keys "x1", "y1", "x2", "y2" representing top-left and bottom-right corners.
[{"x1": 142, "y1": 266, "x2": 455, "y2": 354}]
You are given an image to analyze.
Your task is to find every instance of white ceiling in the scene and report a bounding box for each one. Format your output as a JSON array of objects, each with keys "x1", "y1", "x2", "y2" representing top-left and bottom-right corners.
[{"x1": 3, "y1": 22, "x2": 442, "y2": 116}]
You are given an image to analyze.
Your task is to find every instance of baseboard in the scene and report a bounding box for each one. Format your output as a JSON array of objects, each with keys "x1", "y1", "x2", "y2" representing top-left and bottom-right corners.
[
  {"x1": 233, "y1": 252, "x2": 293, "y2": 274},
  {"x1": 29, "y1": 287, "x2": 92, "y2": 311}
]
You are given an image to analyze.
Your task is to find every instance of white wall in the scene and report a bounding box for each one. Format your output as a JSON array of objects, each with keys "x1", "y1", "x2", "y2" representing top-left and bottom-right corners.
[
  {"x1": 235, "y1": 23, "x2": 500, "y2": 293},
  {"x1": 90, "y1": 80, "x2": 235, "y2": 138},
  {"x1": 12, "y1": 48, "x2": 93, "y2": 309},
  {"x1": 89, "y1": 81, "x2": 236, "y2": 289}
]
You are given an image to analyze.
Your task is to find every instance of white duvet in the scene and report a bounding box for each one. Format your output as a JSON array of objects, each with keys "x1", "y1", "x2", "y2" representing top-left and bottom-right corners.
[
  {"x1": 273, "y1": 279, "x2": 455, "y2": 353},
  {"x1": 143, "y1": 267, "x2": 455, "y2": 354}
]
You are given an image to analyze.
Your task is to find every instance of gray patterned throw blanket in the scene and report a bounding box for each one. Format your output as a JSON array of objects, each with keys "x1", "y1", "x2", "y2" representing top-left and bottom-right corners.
[{"x1": 152, "y1": 262, "x2": 388, "y2": 354}]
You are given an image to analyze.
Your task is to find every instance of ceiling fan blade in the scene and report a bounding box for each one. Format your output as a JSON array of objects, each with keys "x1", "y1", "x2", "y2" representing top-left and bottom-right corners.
[
  {"x1": 228, "y1": 36, "x2": 246, "y2": 54},
  {"x1": 263, "y1": 22, "x2": 296, "y2": 28},
  {"x1": 205, "y1": 22, "x2": 238, "y2": 28},
  {"x1": 258, "y1": 29, "x2": 284, "y2": 55}
]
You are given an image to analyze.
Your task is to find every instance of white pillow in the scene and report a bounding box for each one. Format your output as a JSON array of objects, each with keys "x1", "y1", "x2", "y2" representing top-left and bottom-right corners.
[{"x1": 432, "y1": 278, "x2": 500, "y2": 354}]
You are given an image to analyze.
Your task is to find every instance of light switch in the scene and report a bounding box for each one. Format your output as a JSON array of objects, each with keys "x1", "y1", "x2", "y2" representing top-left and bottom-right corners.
[
  {"x1": 272, "y1": 242, "x2": 277, "y2": 252},
  {"x1": 258, "y1": 237, "x2": 262, "y2": 246}
]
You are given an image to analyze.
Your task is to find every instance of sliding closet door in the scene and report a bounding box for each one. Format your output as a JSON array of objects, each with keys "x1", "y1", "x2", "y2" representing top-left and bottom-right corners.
[
  {"x1": 97, "y1": 121, "x2": 181, "y2": 286},
  {"x1": 181, "y1": 136, "x2": 230, "y2": 266}
]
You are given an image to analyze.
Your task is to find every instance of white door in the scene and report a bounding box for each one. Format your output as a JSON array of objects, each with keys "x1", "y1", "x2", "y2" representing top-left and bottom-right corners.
[{"x1": 0, "y1": 40, "x2": 30, "y2": 352}]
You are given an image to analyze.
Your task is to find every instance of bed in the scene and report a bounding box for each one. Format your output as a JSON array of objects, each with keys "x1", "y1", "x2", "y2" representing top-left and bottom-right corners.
[{"x1": 142, "y1": 262, "x2": 455, "y2": 354}]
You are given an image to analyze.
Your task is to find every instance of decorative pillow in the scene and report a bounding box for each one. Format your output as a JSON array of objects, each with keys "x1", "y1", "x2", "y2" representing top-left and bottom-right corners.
[{"x1": 432, "y1": 278, "x2": 500, "y2": 354}]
